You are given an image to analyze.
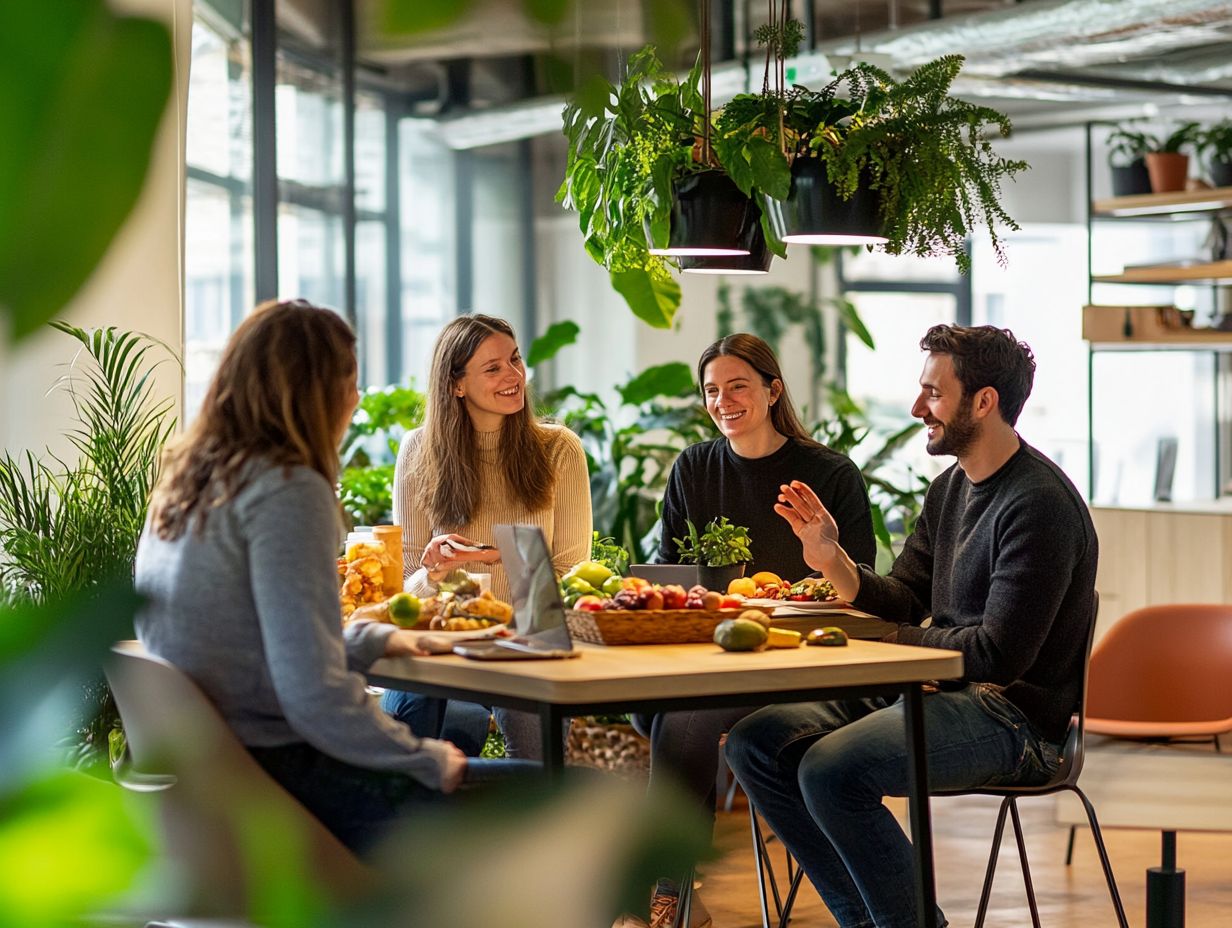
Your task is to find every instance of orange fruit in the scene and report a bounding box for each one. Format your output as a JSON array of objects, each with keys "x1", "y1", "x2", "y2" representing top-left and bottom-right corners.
[
  {"x1": 751, "y1": 571, "x2": 783, "y2": 589},
  {"x1": 727, "y1": 576, "x2": 757, "y2": 597}
]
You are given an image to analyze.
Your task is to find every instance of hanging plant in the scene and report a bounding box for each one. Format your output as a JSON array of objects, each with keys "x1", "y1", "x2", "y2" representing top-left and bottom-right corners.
[{"x1": 713, "y1": 11, "x2": 1029, "y2": 272}]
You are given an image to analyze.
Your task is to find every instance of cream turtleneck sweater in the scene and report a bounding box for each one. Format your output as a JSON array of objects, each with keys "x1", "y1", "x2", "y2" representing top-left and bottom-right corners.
[{"x1": 393, "y1": 423, "x2": 592, "y2": 602}]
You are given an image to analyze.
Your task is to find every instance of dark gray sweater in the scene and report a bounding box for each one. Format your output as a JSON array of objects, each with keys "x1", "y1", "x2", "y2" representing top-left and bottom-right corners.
[
  {"x1": 134, "y1": 464, "x2": 452, "y2": 789},
  {"x1": 852, "y1": 441, "x2": 1098, "y2": 744},
  {"x1": 659, "y1": 437, "x2": 876, "y2": 578}
]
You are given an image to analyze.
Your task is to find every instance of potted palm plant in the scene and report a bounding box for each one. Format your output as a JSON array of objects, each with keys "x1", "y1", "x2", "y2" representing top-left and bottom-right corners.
[
  {"x1": 1145, "y1": 122, "x2": 1201, "y2": 193},
  {"x1": 713, "y1": 52, "x2": 1027, "y2": 272},
  {"x1": 1105, "y1": 125, "x2": 1155, "y2": 196},
  {"x1": 1198, "y1": 120, "x2": 1232, "y2": 189},
  {"x1": 558, "y1": 47, "x2": 764, "y2": 328}
]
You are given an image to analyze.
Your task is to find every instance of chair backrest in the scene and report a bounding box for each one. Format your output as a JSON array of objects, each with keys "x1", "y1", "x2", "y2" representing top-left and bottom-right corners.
[
  {"x1": 1086, "y1": 604, "x2": 1232, "y2": 733},
  {"x1": 105, "y1": 640, "x2": 371, "y2": 916},
  {"x1": 1054, "y1": 591, "x2": 1101, "y2": 789}
]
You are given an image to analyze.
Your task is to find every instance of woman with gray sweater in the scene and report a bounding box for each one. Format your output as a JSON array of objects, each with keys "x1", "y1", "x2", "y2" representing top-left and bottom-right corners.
[{"x1": 134, "y1": 299, "x2": 527, "y2": 853}]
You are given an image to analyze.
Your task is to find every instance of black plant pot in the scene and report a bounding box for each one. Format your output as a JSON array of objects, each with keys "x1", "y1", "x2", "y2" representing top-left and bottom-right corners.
[
  {"x1": 1211, "y1": 159, "x2": 1232, "y2": 189},
  {"x1": 678, "y1": 206, "x2": 773, "y2": 275},
  {"x1": 697, "y1": 562, "x2": 746, "y2": 594},
  {"x1": 1109, "y1": 159, "x2": 1152, "y2": 197},
  {"x1": 646, "y1": 170, "x2": 759, "y2": 256},
  {"x1": 762, "y1": 158, "x2": 887, "y2": 245}
]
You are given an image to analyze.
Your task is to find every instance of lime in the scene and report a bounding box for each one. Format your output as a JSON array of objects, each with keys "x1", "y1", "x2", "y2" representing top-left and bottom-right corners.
[{"x1": 387, "y1": 592, "x2": 422, "y2": 627}]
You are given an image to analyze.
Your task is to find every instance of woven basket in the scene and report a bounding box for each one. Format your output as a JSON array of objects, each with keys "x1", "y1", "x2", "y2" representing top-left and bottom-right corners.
[
  {"x1": 566, "y1": 721, "x2": 649, "y2": 781},
  {"x1": 565, "y1": 607, "x2": 772, "y2": 645}
]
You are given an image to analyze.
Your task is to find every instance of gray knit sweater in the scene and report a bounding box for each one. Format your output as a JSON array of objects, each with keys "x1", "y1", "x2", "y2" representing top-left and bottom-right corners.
[{"x1": 134, "y1": 463, "x2": 452, "y2": 789}]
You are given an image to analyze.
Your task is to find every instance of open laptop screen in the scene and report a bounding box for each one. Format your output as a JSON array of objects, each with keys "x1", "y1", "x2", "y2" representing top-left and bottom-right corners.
[{"x1": 492, "y1": 524, "x2": 573, "y2": 652}]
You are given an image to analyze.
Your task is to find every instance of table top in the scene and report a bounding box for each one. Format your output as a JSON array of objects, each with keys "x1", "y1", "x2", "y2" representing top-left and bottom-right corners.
[{"x1": 369, "y1": 639, "x2": 963, "y2": 705}]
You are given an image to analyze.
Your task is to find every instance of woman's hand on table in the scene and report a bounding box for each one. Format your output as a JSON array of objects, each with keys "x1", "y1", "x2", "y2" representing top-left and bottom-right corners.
[
  {"x1": 422, "y1": 533, "x2": 502, "y2": 579},
  {"x1": 384, "y1": 630, "x2": 431, "y2": 658},
  {"x1": 439, "y1": 742, "x2": 468, "y2": 794}
]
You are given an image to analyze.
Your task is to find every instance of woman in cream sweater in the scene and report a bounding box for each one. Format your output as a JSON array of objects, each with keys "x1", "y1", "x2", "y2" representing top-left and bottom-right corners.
[{"x1": 383, "y1": 313, "x2": 592, "y2": 757}]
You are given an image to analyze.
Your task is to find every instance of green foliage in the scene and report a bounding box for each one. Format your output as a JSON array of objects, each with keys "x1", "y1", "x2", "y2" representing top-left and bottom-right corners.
[
  {"x1": 558, "y1": 46, "x2": 707, "y2": 327},
  {"x1": 713, "y1": 55, "x2": 1028, "y2": 272},
  {"x1": 527, "y1": 320, "x2": 580, "y2": 366},
  {"x1": 1155, "y1": 121, "x2": 1201, "y2": 154},
  {"x1": 752, "y1": 19, "x2": 805, "y2": 60},
  {"x1": 543, "y1": 364, "x2": 715, "y2": 563},
  {"x1": 591, "y1": 532, "x2": 631, "y2": 576},
  {"x1": 0, "y1": 1, "x2": 173, "y2": 341},
  {"x1": 1105, "y1": 124, "x2": 1157, "y2": 166},
  {"x1": 339, "y1": 383, "x2": 426, "y2": 526},
  {"x1": 673, "y1": 516, "x2": 753, "y2": 567},
  {"x1": 1198, "y1": 120, "x2": 1232, "y2": 163}
]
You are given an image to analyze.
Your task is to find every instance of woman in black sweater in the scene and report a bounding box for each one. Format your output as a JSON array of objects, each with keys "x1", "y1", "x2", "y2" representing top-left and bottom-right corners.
[{"x1": 626, "y1": 334, "x2": 875, "y2": 928}]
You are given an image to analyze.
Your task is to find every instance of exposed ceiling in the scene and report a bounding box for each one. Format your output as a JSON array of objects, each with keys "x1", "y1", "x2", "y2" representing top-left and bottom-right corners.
[{"x1": 348, "y1": 0, "x2": 1232, "y2": 147}]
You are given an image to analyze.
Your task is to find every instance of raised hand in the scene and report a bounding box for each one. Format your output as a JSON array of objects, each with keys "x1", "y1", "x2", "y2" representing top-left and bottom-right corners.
[{"x1": 774, "y1": 480, "x2": 842, "y2": 573}]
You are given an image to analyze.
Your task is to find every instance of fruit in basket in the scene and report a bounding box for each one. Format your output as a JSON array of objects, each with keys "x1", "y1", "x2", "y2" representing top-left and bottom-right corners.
[
  {"x1": 564, "y1": 560, "x2": 615, "y2": 590},
  {"x1": 660, "y1": 584, "x2": 687, "y2": 609},
  {"x1": 701, "y1": 590, "x2": 723, "y2": 611},
  {"x1": 727, "y1": 576, "x2": 757, "y2": 597},
  {"x1": 766, "y1": 628, "x2": 803, "y2": 649},
  {"x1": 574, "y1": 595, "x2": 604, "y2": 612},
  {"x1": 807, "y1": 626, "x2": 849, "y2": 647},
  {"x1": 714, "y1": 617, "x2": 769, "y2": 652},
  {"x1": 602, "y1": 575, "x2": 624, "y2": 597},
  {"x1": 387, "y1": 592, "x2": 422, "y2": 628}
]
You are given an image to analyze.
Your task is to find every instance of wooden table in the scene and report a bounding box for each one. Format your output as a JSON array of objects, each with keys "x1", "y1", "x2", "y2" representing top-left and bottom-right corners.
[{"x1": 369, "y1": 639, "x2": 962, "y2": 928}]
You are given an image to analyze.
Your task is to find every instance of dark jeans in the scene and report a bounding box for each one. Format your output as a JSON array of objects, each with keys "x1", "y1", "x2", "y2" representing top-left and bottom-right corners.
[
  {"x1": 725, "y1": 684, "x2": 1062, "y2": 928},
  {"x1": 250, "y1": 742, "x2": 535, "y2": 855},
  {"x1": 631, "y1": 705, "x2": 757, "y2": 830},
  {"x1": 379, "y1": 689, "x2": 566, "y2": 760}
]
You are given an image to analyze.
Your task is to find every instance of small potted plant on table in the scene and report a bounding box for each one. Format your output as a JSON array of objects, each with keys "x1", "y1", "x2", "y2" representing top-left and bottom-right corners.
[
  {"x1": 674, "y1": 516, "x2": 753, "y2": 592},
  {"x1": 1145, "y1": 122, "x2": 1201, "y2": 193}
]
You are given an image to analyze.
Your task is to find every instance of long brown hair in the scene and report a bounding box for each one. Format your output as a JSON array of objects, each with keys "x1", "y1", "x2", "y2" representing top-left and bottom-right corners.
[
  {"x1": 417, "y1": 314, "x2": 554, "y2": 527},
  {"x1": 150, "y1": 299, "x2": 356, "y2": 540},
  {"x1": 696, "y1": 333, "x2": 820, "y2": 447}
]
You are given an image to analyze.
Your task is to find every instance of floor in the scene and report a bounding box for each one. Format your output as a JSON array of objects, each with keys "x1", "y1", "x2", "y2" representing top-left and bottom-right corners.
[{"x1": 698, "y1": 793, "x2": 1232, "y2": 927}]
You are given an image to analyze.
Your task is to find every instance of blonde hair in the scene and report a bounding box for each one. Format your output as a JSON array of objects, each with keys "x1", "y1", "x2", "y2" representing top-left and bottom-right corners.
[
  {"x1": 417, "y1": 314, "x2": 554, "y2": 527},
  {"x1": 150, "y1": 299, "x2": 356, "y2": 540}
]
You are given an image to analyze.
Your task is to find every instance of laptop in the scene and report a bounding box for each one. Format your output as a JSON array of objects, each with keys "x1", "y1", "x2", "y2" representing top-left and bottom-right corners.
[
  {"x1": 452, "y1": 524, "x2": 579, "y2": 661},
  {"x1": 628, "y1": 563, "x2": 698, "y2": 587}
]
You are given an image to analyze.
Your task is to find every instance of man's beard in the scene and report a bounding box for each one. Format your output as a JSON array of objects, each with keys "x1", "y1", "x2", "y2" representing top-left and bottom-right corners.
[{"x1": 925, "y1": 401, "x2": 980, "y2": 457}]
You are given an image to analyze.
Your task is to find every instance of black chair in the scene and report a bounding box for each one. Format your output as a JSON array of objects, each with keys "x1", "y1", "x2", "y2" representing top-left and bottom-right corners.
[{"x1": 749, "y1": 594, "x2": 1128, "y2": 928}]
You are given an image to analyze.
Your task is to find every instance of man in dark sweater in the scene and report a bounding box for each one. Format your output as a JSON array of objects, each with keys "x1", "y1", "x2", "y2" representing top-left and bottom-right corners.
[{"x1": 726, "y1": 325, "x2": 1098, "y2": 928}]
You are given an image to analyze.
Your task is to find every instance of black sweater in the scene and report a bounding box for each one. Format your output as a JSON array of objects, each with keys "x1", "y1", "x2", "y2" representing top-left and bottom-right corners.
[
  {"x1": 658, "y1": 437, "x2": 876, "y2": 579},
  {"x1": 852, "y1": 441, "x2": 1098, "y2": 744}
]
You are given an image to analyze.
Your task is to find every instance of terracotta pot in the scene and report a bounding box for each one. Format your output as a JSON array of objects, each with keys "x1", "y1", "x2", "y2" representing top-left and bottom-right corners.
[
  {"x1": 1109, "y1": 159, "x2": 1151, "y2": 197},
  {"x1": 1145, "y1": 152, "x2": 1190, "y2": 193}
]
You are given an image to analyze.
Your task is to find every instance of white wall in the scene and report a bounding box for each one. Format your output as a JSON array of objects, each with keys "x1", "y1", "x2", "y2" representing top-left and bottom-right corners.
[{"x1": 1, "y1": 0, "x2": 190, "y2": 460}]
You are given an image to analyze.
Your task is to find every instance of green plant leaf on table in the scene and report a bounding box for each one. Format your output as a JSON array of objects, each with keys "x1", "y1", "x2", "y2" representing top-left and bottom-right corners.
[
  {"x1": 0, "y1": 0, "x2": 172, "y2": 341},
  {"x1": 527, "y1": 320, "x2": 580, "y2": 366}
]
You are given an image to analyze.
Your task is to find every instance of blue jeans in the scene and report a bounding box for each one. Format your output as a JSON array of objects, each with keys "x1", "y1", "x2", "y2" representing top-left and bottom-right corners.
[
  {"x1": 249, "y1": 741, "x2": 536, "y2": 855},
  {"x1": 379, "y1": 690, "x2": 565, "y2": 760},
  {"x1": 725, "y1": 684, "x2": 1061, "y2": 928}
]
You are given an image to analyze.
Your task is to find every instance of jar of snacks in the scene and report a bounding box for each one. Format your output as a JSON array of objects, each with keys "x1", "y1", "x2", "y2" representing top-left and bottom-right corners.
[{"x1": 371, "y1": 524, "x2": 403, "y2": 596}]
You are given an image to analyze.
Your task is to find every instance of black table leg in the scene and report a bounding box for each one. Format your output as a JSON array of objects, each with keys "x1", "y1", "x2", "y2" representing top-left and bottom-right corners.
[
  {"x1": 1147, "y1": 830, "x2": 1185, "y2": 928},
  {"x1": 541, "y1": 703, "x2": 565, "y2": 781},
  {"x1": 904, "y1": 683, "x2": 938, "y2": 928}
]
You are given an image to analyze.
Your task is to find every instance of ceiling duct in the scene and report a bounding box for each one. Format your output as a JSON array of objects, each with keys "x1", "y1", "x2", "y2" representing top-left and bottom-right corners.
[{"x1": 426, "y1": 0, "x2": 1232, "y2": 149}]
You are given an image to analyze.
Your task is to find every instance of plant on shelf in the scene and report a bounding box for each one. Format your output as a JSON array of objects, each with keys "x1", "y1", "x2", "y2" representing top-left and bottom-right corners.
[
  {"x1": 713, "y1": 23, "x2": 1028, "y2": 272},
  {"x1": 1144, "y1": 121, "x2": 1201, "y2": 193},
  {"x1": 1197, "y1": 120, "x2": 1232, "y2": 188},
  {"x1": 1105, "y1": 123, "x2": 1156, "y2": 196}
]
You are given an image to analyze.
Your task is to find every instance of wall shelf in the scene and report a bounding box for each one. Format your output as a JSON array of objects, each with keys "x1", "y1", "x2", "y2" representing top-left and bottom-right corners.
[
  {"x1": 1093, "y1": 186, "x2": 1232, "y2": 218},
  {"x1": 1092, "y1": 260, "x2": 1232, "y2": 285}
]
